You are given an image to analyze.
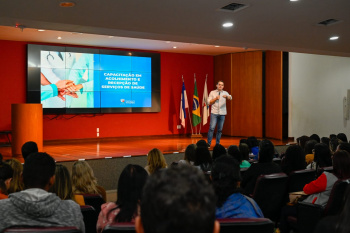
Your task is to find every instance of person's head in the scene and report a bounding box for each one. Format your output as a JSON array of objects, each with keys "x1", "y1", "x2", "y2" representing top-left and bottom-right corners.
[
  {"x1": 23, "y1": 152, "x2": 55, "y2": 190},
  {"x1": 239, "y1": 143, "x2": 250, "y2": 161},
  {"x1": 283, "y1": 145, "x2": 306, "y2": 174},
  {"x1": 310, "y1": 134, "x2": 320, "y2": 143},
  {"x1": 147, "y1": 148, "x2": 167, "y2": 174},
  {"x1": 297, "y1": 135, "x2": 310, "y2": 150},
  {"x1": 194, "y1": 146, "x2": 212, "y2": 167},
  {"x1": 247, "y1": 136, "x2": 259, "y2": 150},
  {"x1": 329, "y1": 134, "x2": 337, "y2": 140},
  {"x1": 216, "y1": 80, "x2": 224, "y2": 91},
  {"x1": 113, "y1": 164, "x2": 148, "y2": 222},
  {"x1": 0, "y1": 154, "x2": 14, "y2": 195},
  {"x1": 332, "y1": 150, "x2": 350, "y2": 179},
  {"x1": 321, "y1": 137, "x2": 330, "y2": 147},
  {"x1": 71, "y1": 160, "x2": 99, "y2": 194},
  {"x1": 211, "y1": 155, "x2": 241, "y2": 207},
  {"x1": 258, "y1": 139, "x2": 275, "y2": 163},
  {"x1": 337, "y1": 142, "x2": 350, "y2": 154},
  {"x1": 337, "y1": 133, "x2": 348, "y2": 143},
  {"x1": 304, "y1": 140, "x2": 317, "y2": 154},
  {"x1": 136, "y1": 165, "x2": 219, "y2": 233},
  {"x1": 239, "y1": 139, "x2": 248, "y2": 145},
  {"x1": 212, "y1": 144, "x2": 227, "y2": 161},
  {"x1": 5, "y1": 158, "x2": 24, "y2": 194},
  {"x1": 21, "y1": 141, "x2": 38, "y2": 160},
  {"x1": 314, "y1": 143, "x2": 332, "y2": 168},
  {"x1": 329, "y1": 138, "x2": 340, "y2": 153},
  {"x1": 196, "y1": 140, "x2": 208, "y2": 148},
  {"x1": 184, "y1": 144, "x2": 196, "y2": 164},
  {"x1": 50, "y1": 164, "x2": 74, "y2": 200},
  {"x1": 227, "y1": 145, "x2": 242, "y2": 163}
]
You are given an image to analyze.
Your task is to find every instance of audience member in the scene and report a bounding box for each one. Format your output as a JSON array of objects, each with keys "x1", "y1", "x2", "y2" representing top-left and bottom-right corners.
[
  {"x1": 212, "y1": 144, "x2": 227, "y2": 161},
  {"x1": 97, "y1": 164, "x2": 148, "y2": 233},
  {"x1": 0, "y1": 154, "x2": 13, "y2": 200},
  {"x1": 247, "y1": 136, "x2": 259, "y2": 160},
  {"x1": 0, "y1": 152, "x2": 84, "y2": 232},
  {"x1": 196, "y1": 139, "x2": 208, "y2": 148},
  {"x1": 49, "y1": 164, "x2": 76, "y2": 201},
  {"x1": 337, "y1": 133, "x2": 348, "y2": 143},
  {"x1": 212, "y1": 155, "x2": 263, "y2": 218},
  {"x1": 329, "y1": 138, "x2": 339, "y2": 154},
  {"x1": 194, "y1": 146, "x2": 213, "y2": 173},
  {"x1": 321, "y1": 137, "x2": 330, "y2": 147},
  {"x1": 135, "y1": 165, "x2": 219, "y2": 233},
  {"x1": 241, "y1": 139, "x2": 282, "y2": 195},
  {"x1": 307, "y1": 143, "x2": 332, "y2": 173},
  {"x1": 304, "y1": 140, "x2": 318, "y2": 164},
  {"x1": 337, "y1": 142, "x2": 350, "y2": 154},
  {"x1": 329, "y1": 134, "x2": 337, "y2": 140},
  {"x1": 178, "y1": 144, "x2": 196, "y2": 165},
  {"x1": 238, "y1": 143, "x2": 251, "y2": 167},
  {"x1": 4, "y1": 158, "x2": 24, "y2": 194},
  {"x1": 72, "y1": 160, "x2": 106, "y2": 202},
  {"x1": 297, "y1": 135, "x2": 310, "y2": 151},
  {"x1": 228, "y1": 145, "x2": 250, "y2": 168},
  {"x1": 21, "y1": 141, "x2": 38, "y2": 160},
  {"x1": 310, "y1": 134, "x2": 321, "y2": 143},
  {"x1": 145, "y1": 148, "x2": 167, "y2": 175},
  {"x1": 281, "y1": 145, "x2": 306, "y2": 175}
]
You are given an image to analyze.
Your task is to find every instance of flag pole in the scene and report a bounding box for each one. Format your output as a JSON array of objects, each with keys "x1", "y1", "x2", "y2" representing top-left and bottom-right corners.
[{"x1": 199, "y1": 75, "x2": 207, "y2": 135}]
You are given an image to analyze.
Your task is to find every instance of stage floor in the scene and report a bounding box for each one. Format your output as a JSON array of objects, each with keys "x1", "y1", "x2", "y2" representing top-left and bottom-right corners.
[{"x1": 0, "y1": 135, "x2": 291, "y2": 163}]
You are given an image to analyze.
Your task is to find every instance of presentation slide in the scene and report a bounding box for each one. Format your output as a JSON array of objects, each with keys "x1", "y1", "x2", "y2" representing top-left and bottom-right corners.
[{"x1": 40, "y1": 51, "x2": 152, "y2": 109}]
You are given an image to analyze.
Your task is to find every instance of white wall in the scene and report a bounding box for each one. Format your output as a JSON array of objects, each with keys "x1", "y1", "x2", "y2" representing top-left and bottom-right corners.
[{"x1": 289, "y1": 53, "x2": 350, "y2": 140}]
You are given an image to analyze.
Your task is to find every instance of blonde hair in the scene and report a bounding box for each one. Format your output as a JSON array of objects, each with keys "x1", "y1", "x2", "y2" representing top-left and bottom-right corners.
[
  {"x1": 50, "y1": 164, "x2": 75, "y2": 201},
  {"x1": 5, "y1": 159, "x2": 24, "y2": 194},
  {"x1": 71, "y1": 161, "x2": 99, "y2": 194},
  {"x1": 147, "y1": 148, "x2": 167, "y2": 174}
]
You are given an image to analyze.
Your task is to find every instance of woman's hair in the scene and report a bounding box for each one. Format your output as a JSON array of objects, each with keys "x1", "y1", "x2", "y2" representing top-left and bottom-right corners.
[
  {"x1": 304, "y1": 140, "x2": 317, "y2": 154},
  {"x1": 247, "y1": 137, "x2": 259, "y2": 151},
  {"x1": 212, "y1": 144, "x2": 227, "y2": 161},
  {"x1": 314, "y1": 143, "x2": 332, "y2": 169},
  {"x1": 227, "y1": 145, "x2": 242, "y2": 164},
  {"x1": 329, "y1": 138, "x2": 340, "y2": 153},
  {"x1": 109, "y1": 164, "x2": 148, "y2": 222},
  {"x1": 321, "y1": 137, "x2": 330, "y2": 146},
  {"x1": 147, "y1": 148, "x2": 167, "y2": 174},
  {"x1": 71, "y1": 161, "x2": 99, "y2": 194},
  {"x1": 239, "y1": 143, "x2": 250, "y2": 161},
  {"x1": 332, "y1": 150, "x2": 350, "y2": 179},
  {"x1": 281, "y1": 145, "x2": 306, "y2": 175},
  {"x1": 50, "y1": 164, "x2": 75, "y2": 200},
  {"x1": 338, "y1": 142, "x2": 350, "y2": 154},
  {"x1": 184, "y1": 144, "x2": 196, "y2": 164},
  {"x1": 297, "y1": 135, "x2": 310, "y2": 150},
  {"x1": 5, "y1": 158, "x2": 24, "y2": 194},
  {"x1": 258, "y1": 139, "x2": 275, "y2": 163},
  {"x1": 337, "y1": 133, "x2": 348, "y2": 143},
  {"x1": 211, "y1": 155, "x2": 241, "y2": 207},
  {"x1": 0, "y1": 154, "x2": 14, "y2": 195},
  {"x1": 310, "y1": 134, "x2": 321, "y2": 143},
  {"x1": 196, "y1": 140, "x2": 208, "y2": 148}
]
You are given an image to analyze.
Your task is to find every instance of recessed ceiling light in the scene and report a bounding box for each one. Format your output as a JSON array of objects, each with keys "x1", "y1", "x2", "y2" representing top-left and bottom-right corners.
[
  {"x1": 329, "y1": 36, "x2": 339, "y2": 40},
  {"x1": 38, "y1": 29, "x2": 45, "y2": 32},
  {"x1": 215, "y1": 45, "x2": 220, "y2": 47},
  {"x1": 57, "y1": 37, "x2": 62, "y2": 40},
  {"x1": 59, "y1": 2, "x2": 75, "y2": 7},
  {"x1": 222, "y1": 22, "x2": 233, "y2": 28},
  {"x1": 290, "y1": 0, "x2": 299, "y2": 2},
  {"x1": 173, "y1": 46, "x2": 177, "y2": 49}
]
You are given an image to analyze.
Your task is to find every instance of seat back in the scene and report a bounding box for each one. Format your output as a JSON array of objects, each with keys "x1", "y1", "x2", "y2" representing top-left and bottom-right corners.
[
  {"x1": 3, "y1": 226, "x2": 81, "y2": 233},
  {"x1": 287, "y1": 169, "x2": 315, "y2": 193},
  {"x1": 319, "y1": 166, "x2": 334, "y2": 174},
  {"x1": 82, "y1": 194, "x2": 105, "y2": 215},
  {"x1": 81, "y1": 205, "x2": 98, "y2": 233},
  {"x1": 324, "y1": 179, "x2": 350, "y2": 216},
  {"x1": 252, "y1": 173, "x2": 288, "y2": 222},
  {"x1": 218, "y1": 218, "x2": 274, "y2": 233},
  {"x1": 102, "y1": 222, "x2": 135, "y2": 233}
]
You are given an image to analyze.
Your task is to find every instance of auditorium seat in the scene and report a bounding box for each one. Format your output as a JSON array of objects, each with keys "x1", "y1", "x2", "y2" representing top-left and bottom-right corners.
[
  {"x1": 218, "y1": 218, "x2": 275, "y2": 233},
  {"x1": 252, "y1": 173, "x2": 288, "y2": 222},
  {"x1": 287, "y1": 169, "x2": 315, "y2": 193},
  {"x1": 3, "y1": 226, "x2": 81, "y2": 233},
  {"x1": 102, "y1": 222, "x2": 135, "y2": 233},
  {"x1": 81, "y1": 205, "x2": 98, "y2": 233},
  {"x1": 319, "y1": 166, "x2": 334, "y2": 174},
  {"x1": 294, "y1": 179, "x2": 350, "y2": 233},
  {"x1": 82, "y1": 194, "x2": 105, "y2": 215}
]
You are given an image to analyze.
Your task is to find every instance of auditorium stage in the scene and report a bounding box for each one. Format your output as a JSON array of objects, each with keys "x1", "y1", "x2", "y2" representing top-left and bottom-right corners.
[{"x1": 0, "y1": 135, "x2": 291, "y2": 163}]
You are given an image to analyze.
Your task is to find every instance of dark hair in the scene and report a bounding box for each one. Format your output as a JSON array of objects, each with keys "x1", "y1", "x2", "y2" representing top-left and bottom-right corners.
[
  {"x1": 338, "y1": 142, "x2": 350, "y2": 154},
  {"x1": 332, "y1": 150, "x2": 350, "y2": 179},
  {"x1": 337, "y1": 133, "x2": 348, "y2": 143},
  {"x1": 329, "y1": 138, "x2": 339, "y2": 153},
  {"x1": 227, "y1": 145, "x2": 242, "y2": 163},
  {"x1": 304, "y1": 140, "x2": 317, "y2": 154},
  {"x1": 329, "y1": 134, "x2": 337, "y2": 140},
  {"x1": 321, "y1": 137, "x2": 330, "y2": 147},
  {"x1": 21, "y1": 141, "x2": 38, "y2": 160},
  {"x1": 239, "y1": 143, "x2": 250, "y2": 161},
  {"x1": 109, "y1": 164, "x2": 148, "y2": 222},
  {"x1": 23, "y1": 152, "x2": 56, "y2": 189},
  {"x1": 310, "y1": 134, "x2": 321, "y2": 143},
  {"x1": 49, "y1": 164, "x2": 74, "y2": 200},
  {"x1": 212, "y1": 144, "x2": 227, "y2": 161},
  {"x1": 314, "y1": 143, "x2": 332, "y2": 169},
  {"x1": 211, "y1": 155, "x2": 241, "y2": 207},
  {"x1": 184, "y1": 144, "x2": 196, "y2": 163},
  {"x1": 297, "y1": 135, "x2": 310, "y2": 150},
  {"x1": 194, "y1": 146, "x2": 212, "y2": 171},
  {"x1": 281, "y1": 145, "x2": 306, "y2": 175},
  {"x1": 334, "y1": 186, "x2": 350, "y2": 233},
  {"x1": 239, "y1": 139, "x2": 248, "y2": 145},
  {"x1": 196, "y1": 140, "x2": 207, "y2": 148},
  {"x1": 247, "y1": 137, "x2": 259, "y2": 151},
  {"x1": 258, "y1": 139, "x2": 275, "y2": 163},
  {"x1": 0, "y1": 154, "x2": 14, "y2": 195},
  {"x1": 141, "y1": 165, "x2": 216, "y2": 233},
  {"x1": 217, "y1": 80, "x2": 224, "y2": 85}
]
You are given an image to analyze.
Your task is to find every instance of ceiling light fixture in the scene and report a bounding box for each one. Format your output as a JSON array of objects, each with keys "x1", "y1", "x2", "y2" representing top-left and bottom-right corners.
[
  {"x1": 57, "y1": 37, "x2": 62, "y2": 40},
  {"x1": 290, "y1": 0, "x2": 299, "y2": 2},
  {"x1": 173, "y1": 46, "x2": 177, "y2": 49},
  {"x1": 329, "y1": 36, "x2": 339, "y2": 40},
  {"x1": 38, "y1": 29, "x2": 45, "y2": 32},
  {"x1": 222, "y1": 22, "x2": 233, "y2": 28},
  {"x1": 59, "y1": 2, "x2": 75, "y2": 7},
  {"x1": 215, "y1": 45, "x2": 220, "y2": 47}
]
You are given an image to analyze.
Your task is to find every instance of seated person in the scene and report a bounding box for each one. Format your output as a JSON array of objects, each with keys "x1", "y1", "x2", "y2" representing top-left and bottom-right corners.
[
  {"x1": 0, "y1": 152, "x2": 84, "y2": 232},
  {"x1": 0, "y1": 154, "x2": 13, "y2": 200},
  {"x1": 135, "y1": 164, "x2": 219, "y2": 233},
  {"x1": 280, "y1": 145, "x2": 306, "y2": 175},
  {"x1": 21, "y1": 141, "x2": 38, "y2": 161},
  {"x1": 49, "y1": 164, "x2": 78, "y2": 202},
  {"x1": 144, "y1": 148, "x2": 167, "y2": 175},
  {"x1": 5, "y1": 158, "x2": 24, "y2": 194},
  {"x1": 97, "y1": 164, "x2": 148, "y2": 233},
  {"x1": 304, "y1": 140, "x2": 318, "y2": 164},
  {"x1": 241, "y1": 139, "x2": 282, "y2": 195},
  {"x1": 212, "y1": 144, "x2": 227, "y2": 161},
  {"x1": 212, "y1": 155, "x2": 263, "y2": 218},
  {"x1": 228, "y1": 145, "x2": 251, "y2": 168},
  {"x1": 178, "y1": 144, "x2": 196, "y2": 165},
  {"x1": 307, "y1": 143, "x2": 332, "y2": 174}
]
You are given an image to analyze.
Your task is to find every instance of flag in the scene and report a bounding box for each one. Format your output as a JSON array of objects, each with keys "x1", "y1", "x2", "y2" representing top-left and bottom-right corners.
[
  {"x1": 192, "y1": 77, "x2": 201, "y2": 126},
  {"x1": 180, "y1": 78, "x2": 188, "y2": 128},
  {"x1": 202, "y1": 76, "x2": 209, "y2": 125}
]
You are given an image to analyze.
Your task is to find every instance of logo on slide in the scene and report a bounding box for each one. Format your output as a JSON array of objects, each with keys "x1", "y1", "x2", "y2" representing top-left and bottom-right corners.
[{"x1": 120, "y1": 99, "x2": 125, "y2": 103}]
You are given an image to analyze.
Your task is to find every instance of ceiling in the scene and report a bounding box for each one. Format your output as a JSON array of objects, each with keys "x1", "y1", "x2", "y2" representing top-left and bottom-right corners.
[{"x1": 0, "y1": 0, "x2": 349, "y2": 57}]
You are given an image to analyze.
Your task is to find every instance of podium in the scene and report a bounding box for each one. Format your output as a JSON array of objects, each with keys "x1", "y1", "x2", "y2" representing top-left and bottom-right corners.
[{"x1": 11, "y1": 104, "x2": 43, "y2": 156}]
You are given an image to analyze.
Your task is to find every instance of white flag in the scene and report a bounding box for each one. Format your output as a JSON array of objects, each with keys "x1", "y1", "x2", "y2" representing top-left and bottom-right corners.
[
  {"x1": 180, "y1": 78, "x2": 189, "y2": 128},
  {"x1": 202, "y1": 76, "x2": 209, "y2": 125}
]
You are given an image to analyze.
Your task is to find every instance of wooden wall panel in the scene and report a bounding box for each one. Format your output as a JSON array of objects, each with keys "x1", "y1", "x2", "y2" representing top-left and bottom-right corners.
[{"x1": 265, "y1": 51, "x2": 283, "y2": 139}]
